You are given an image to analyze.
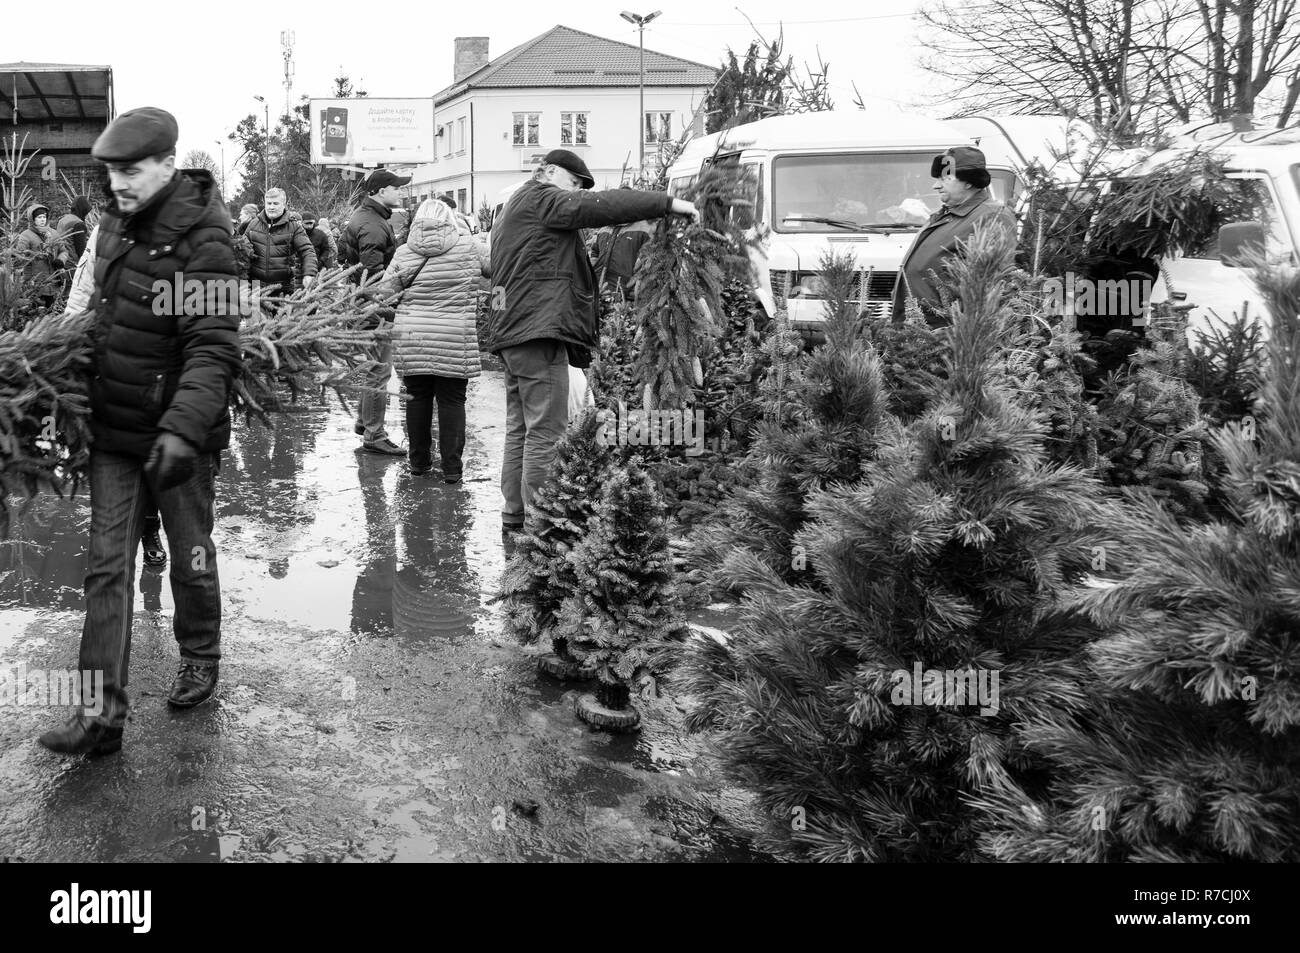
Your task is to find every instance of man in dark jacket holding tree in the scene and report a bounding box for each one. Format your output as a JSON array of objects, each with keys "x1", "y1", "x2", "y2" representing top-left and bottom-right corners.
[
  {"x1": 489, "y1": 149, "x2": 698, "y2": 534},
  {"x1": 339, "y1": 169, "x2": 410, "y2": 455},
  {"x1": 38, "y1": 106, "x2": 242, "y2": 756}
]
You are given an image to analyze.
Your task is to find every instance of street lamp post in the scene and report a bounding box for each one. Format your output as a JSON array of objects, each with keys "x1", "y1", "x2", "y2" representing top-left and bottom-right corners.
[
  {"x1": 213, "y1": 139, "x2": 226, "y2": 197},
  {"x1": 253, "y1": 95, "x2": 270, "y2": 194},
  {"x1": 620, "y1": 10, "x2": 662, "y2": 179}
]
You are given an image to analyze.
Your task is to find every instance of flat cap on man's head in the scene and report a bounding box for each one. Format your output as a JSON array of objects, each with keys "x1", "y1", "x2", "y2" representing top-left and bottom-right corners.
[
  {"x1": 543, "y1": 149, "x2": 594, "y2": 189},
  {"x1": 363, "y1": 169, "x2": 412, "y2": 192},
  {"x1": 92, "y1": 107, "x2": 179, "y2": 163},
  {"x1": 930, "y1": 146, "x2": 988, "y2": 179}
]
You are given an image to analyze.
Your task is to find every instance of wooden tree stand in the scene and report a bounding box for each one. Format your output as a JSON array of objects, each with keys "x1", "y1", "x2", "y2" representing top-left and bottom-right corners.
[
  {"x1": 536, "y1": 636, "x2": 596, "y2": 681},
  {"x1": 574, "y1": 680, "x2": 641, "y2": 733}
]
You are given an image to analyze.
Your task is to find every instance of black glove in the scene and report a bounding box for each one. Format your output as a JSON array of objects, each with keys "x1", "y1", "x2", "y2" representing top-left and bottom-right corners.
[{"x1": 144, "y1": 432, "x2": 198, "y2": 491}]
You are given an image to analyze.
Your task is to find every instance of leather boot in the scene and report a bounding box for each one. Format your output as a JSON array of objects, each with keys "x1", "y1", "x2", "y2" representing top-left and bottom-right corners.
[
  {"x1": 167, "y1": 660, "x2": 219, "y2": 708},
  {"x1": 38, "y1": 715, "x2": 123, "y2": 756}
]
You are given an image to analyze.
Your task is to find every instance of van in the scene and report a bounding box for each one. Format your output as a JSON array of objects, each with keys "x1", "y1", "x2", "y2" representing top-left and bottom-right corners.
[
  {"x1": 958, "y1": 115, "x2": 1298, "y2": 343},
  {"x1": 665, "y1": 110, "x2": 1017, "y2": 331}
]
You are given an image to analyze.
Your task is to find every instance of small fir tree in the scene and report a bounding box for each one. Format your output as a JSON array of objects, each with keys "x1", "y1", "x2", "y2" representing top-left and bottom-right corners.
[
  {"x1": 974, "y1": 259, "x2": 1300, "y2": 863},
  {"x1": 693, "y1": 250, "x2": 890, "y2": 588},
  {"x1": 679, "y1": 224, "x2": 1115, "y2": 861},
  {"x1": 498, "y1": 409, "x2": 617, "y2": 649},
  {"x1": 558, "y1": 464, "x2": 687, "y2": 710}
]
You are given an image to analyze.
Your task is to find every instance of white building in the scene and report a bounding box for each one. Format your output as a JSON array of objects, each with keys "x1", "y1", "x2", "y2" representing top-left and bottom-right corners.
[{"x1": 406, "y1": 25, "x2": 716, "y2": 218}]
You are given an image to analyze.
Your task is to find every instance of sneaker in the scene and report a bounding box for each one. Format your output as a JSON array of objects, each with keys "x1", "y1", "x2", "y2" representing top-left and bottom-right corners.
[
  {"x1": 141, "y1": 528, "x2": 167, "y2": 568},
  {"x1": 38, "y1": 714, "x2": 123, "y2": 756},
  {"x1": 408, "y1": 463, "x2": 434, "y2": 476},
  {"x1": 443, "y1": 473, "x2": 463, "y2": 484},
  {"x1": 168, "y1": 660, "x2": 219, "y2": 708},
  {"x1": 362, "y1": 438, "x2": 406, "y2": 456}
]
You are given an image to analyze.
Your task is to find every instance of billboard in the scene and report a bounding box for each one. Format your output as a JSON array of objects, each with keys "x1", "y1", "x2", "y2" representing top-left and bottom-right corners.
[{"x1": 309, "y1": 98, "x2": 435, "y2": 165}]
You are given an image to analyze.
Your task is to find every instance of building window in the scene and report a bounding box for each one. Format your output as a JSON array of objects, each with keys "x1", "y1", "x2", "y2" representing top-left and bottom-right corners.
[
  {"x1": 457, "y1": 118, "x2": 467, "y2": 155},
  {"x1": 442, "y1": 124, "x2": 452, "y2": 157},
  {"x1": 560, "y1": 112, "x2": 588, "y2": 146},
  {"x1": 513, "y1": 112, "x2": 540, "y2": 146},
  {"x1": 457, "y1": 188, "x2": 468, "y2": 211},
  {"x1": 644, "y1": 111, "x2": 671, "y2": 144}
]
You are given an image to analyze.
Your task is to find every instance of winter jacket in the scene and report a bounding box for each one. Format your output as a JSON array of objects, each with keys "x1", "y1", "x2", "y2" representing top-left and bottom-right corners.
[
  {"x1": 244, "y1": 209, "x2": 317, "y2": 290},
  {"x1": 378, "y1": 201, "x2": 490, "y2": 380},
  {"x1": 891, "y1": 188, "x2": 1017, "y2": 323},
  {"x1": 88, "y1": 169, "x2": 241, "y2": 458},
  {"x1": 57, "y1": 210, "x2": 89, "y2": 261},
  {"x1": 338, "y1": 196, "x2": 396, "y2": 285},
  {"x1": 487, "y1": 179, "x2": 674, "y2": 353},
  {"x1": 16, "y1": 209, "x2": 67, "y2": 284},
  {"x1": 307, "y1": 226, "x2": 337, "y2": 270}
]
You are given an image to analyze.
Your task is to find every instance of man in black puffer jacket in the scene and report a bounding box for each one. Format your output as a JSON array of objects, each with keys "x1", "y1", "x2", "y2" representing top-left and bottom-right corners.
[
  {"x1": 38, "y1": 107, "x2": 242, "y2": 757},
  {"x1": 244, "y1": 186, "x2": 316, "y2": 293}
]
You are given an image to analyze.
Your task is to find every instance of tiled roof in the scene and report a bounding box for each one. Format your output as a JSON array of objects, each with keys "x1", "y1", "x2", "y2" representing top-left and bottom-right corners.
[{"x1": 434, "y1": 25, "x2": 716, "y2": 105}]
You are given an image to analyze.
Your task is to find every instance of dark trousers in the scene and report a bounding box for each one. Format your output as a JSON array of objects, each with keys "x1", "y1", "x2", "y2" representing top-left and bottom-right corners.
[
  {"x1": 403, "y1": 374, "x2": 468, "y2": 477},
  {"x1": 80, "y1": 448, "x2": 223, "y2": 726}
]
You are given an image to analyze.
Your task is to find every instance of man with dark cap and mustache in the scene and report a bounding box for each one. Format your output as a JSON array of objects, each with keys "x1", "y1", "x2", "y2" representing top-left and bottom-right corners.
[{"x1": 38, "y1": 106, "x2": 240, "y2": 756}]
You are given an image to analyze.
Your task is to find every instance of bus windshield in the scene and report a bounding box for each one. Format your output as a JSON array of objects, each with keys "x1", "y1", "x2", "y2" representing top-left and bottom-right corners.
[{"x1": 772, "y1": 152, "x2": 1014, "y2": 233}]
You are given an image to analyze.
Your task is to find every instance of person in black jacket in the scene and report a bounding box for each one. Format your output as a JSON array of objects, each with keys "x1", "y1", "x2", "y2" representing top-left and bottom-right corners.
[
  {"x1": 245, "y1": 187, "x2": 317, "y2": 293},
  {"x1": 57, "y1": 196, "x2": 93, "y2": 263},
  {"x1": 301, "y1": 209, "x2": 336, "y2": 270},
  {"x1": 38, "y1": 107, "x2": 242, "y2": 756},
  {"x1": 489, "y1": 149, "x2": 698, "y2": 534},
  {"x1": 339, "y1": 169, "x2": 410, "y2": 455}
]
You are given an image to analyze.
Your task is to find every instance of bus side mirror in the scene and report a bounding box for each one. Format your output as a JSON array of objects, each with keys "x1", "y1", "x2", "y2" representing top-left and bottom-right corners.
[{"x1": 1219, "y1": 222, "x2": 1266, "y2": 267}]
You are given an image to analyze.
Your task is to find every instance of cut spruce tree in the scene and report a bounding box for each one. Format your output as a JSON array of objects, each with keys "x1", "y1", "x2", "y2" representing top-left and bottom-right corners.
[
  {"x1": 631, "y1": 162, "x2": 756, "y2": 411},
  {"x1": 560, "y1": 464, "x2": 687, "y2": 732},
  {"x1": 0, "y1": 267, "x2": 393, "y2": 537},
  {"x1": 974, "y1": 258, "x2": 1300, "y2": 862},
  {"x1": 693, "y1": 249, "x2": 890, "y2": 591},
  {"x1": 678, "y1": 223, "x2": 1116, "y2": 861},
  {"x1": 498, "y1": 407, "x2": 617, "y2": 670}
]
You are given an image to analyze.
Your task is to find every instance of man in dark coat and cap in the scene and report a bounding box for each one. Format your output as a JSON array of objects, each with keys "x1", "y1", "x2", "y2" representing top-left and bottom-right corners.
[
  {"x1": 489, "y1": 149, "x2": 699, "y2": 536},
  {"x1": 38, "y1": 106, "x2": 241, "y2": 756},
  {"x1": 891, "y1": 146, "x2": 1017, "y2": 325}
]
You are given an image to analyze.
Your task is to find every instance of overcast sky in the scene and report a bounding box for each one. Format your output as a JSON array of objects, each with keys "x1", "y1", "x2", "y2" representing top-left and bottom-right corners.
[{"x1": 2, "y1": 0, "x2": 942, "y2": 187}]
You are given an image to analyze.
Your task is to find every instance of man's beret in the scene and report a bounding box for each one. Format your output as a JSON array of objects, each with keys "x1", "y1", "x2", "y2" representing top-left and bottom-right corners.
[{"x1": 92, "y1": 107, "x2": 179, "y2": 163}]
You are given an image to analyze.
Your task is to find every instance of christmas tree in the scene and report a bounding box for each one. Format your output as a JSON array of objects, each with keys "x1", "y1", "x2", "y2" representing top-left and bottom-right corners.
[
  {"x1": 693, "y1": 250, "x2": 890, "y2": 589},
  {"x1": 559, "y1": 464, "x2": 687, "y2": 729},
  {"x1": 631, "y1": 163, "x2": 755, "y2": 411},
  {"x1": 498, "y1": 408, "x2": 617, "y2": 652},
  {"x1": 974, "y1": 260, "x2": 1300, "y2": 862},
  {"x1": 679, "y1": 223, "x2": 1115, "y2": 860}
]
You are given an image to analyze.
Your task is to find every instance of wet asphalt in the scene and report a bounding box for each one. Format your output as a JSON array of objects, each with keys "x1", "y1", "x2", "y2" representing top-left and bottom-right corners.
[{"x1": 0, "y1": 371, "x2": 767, "y2": 862}]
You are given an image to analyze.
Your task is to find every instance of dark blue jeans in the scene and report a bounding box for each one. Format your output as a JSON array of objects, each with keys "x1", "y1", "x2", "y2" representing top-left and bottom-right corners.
[
  {"x1": 80, "y1": 448, "x2": 222, "y2": 726},
  {"x1": 403, "y1": 375, "x2": 467, "y2": 477}
]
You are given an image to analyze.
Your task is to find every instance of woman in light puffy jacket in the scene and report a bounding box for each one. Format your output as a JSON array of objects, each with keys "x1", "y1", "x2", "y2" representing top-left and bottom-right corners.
[{"x1": 379, "y1": 197, "x2": 490, "y2": 482}]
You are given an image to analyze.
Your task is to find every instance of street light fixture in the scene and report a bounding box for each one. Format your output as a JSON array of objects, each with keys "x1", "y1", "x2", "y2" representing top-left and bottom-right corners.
[
  {"x1": 620, "y1": 10, "x2": 662, "y2": 178},
  {"x1": 253, "y1": 95, "x2": 270, "y2": 194}
]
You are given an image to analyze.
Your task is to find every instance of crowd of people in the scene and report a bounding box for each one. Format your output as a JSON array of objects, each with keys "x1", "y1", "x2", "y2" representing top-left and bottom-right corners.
[{"x1": 29, "y1": 101, "x2": 1014, "y2": 757}]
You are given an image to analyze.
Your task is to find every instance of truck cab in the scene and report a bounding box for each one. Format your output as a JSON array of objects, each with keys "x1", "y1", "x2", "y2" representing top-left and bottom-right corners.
[
  {"x1": 666, "y1": 110, "x2": 1016, "y2": 331},
  {"x1": 956, "y1": 115, "x2": 1299, "y2": 345},
  {"x1": 1140, "y1": 123, "x2": 1300, "y2": 342}
]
